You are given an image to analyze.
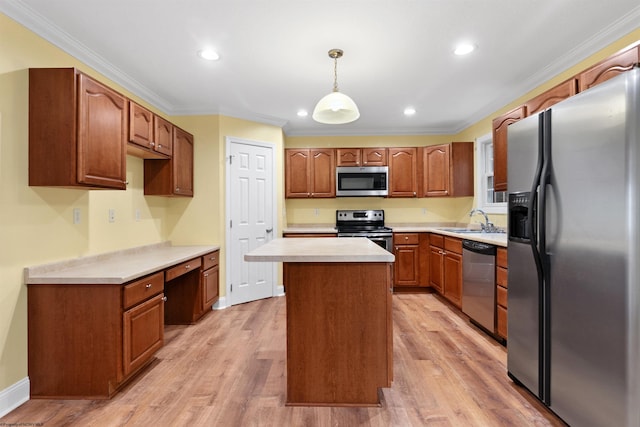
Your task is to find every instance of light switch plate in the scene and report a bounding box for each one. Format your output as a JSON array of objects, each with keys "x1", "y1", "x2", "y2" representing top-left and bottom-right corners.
[{"x1": 108, "y1": 208, "x2": 115, "y2": 223}]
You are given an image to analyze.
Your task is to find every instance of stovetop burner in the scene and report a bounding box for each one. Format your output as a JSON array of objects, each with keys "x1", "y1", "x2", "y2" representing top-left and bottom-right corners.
[{"x1": 335, "y1": 209, "x2": 391, "y2": 235}]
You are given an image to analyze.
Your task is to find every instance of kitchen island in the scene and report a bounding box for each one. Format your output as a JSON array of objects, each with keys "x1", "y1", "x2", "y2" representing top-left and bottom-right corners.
[{"x1": 245, "y1": 237, "x2": 395, "y2": 406}]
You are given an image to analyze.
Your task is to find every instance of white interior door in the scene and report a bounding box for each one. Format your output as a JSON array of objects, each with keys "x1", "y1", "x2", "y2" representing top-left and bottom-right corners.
[{"x1": 226, "y1": 138, "x2": 276, "y2": 306}]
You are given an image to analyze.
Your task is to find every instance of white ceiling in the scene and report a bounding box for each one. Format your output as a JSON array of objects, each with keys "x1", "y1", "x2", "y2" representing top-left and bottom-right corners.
[{"x1": 2, "y1": 0, "x2": 639, "y2": 136}]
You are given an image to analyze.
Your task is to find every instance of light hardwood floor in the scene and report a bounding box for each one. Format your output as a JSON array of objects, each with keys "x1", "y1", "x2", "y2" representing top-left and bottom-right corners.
[{"x1": 2, "y1": 293, "x2": 565, "y2": 426}]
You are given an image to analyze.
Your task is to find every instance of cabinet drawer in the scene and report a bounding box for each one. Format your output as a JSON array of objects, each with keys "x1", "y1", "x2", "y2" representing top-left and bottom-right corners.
[
  {"x1": 202, "y1": 251, "x2": 219, "y2": 270},
  {"x1": 394, "y1": 233, "x2": 419, "y2": 245},
  {"x1": 497, "y1": 285, "x2": 508, "y2": 308},
  {"x1": 444, "y1": 237, "x2": 462, "y2": 254},
  {"x1": 497, "y1": 247, "x2": 508, "y2": 268},
  {"x1": 496, "y1": 266, "x2": 508, "y2": 288},
  {"x1": 165, "y1": 257, "x2": 202, "y2": 282},
  {"x1": 123, "y1": 271, "x2": 164, "y2": 309},
  {"x1": 429, "y1": 234, "x2": 444, "y2": 248},
  {"x1": 497, "y1": 305, "x2": 508, "y2": 339}
]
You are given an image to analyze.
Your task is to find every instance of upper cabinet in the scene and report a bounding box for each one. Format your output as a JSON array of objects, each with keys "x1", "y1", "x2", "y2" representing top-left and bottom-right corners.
[
  {"x1": 144, "y1": 126, "x2": 194, "y2": 197},
  {"x1": 336, "y1": 148, "x2": 387, "y2": 166},
  {"x1": 524, "y1": 78, "x2": 577, "y2": 117},
  {"x1": 578, "y1": 44, "x2": 639, "y2": 92},
  {"x1": 29, "y1": 68, "x2": 127, "y2": 190},
  {"x1": 388, "y1": 147, "x2": 418, "y2": 197},
  {"x1": 492, "y1": 106, "x2": 526, "y2": 193},
  {"x1": 285, "y1": 148, "x2": 335, "y2": 198},
  {"x1": 128, "y1": 101, "x2": 172, "y2": 159},
  {"x1": 422, "y1": 142, "x2": 474, "y2": 197}
]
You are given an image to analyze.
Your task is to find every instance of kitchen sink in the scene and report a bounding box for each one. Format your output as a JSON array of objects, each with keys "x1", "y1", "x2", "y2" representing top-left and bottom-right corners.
[{"x1": 437, "y1": 228, "x2": 484, "y2": 234}]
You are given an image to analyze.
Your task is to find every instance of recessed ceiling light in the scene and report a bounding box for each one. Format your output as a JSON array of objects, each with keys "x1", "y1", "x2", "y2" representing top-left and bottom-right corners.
[
  {"x1": 197, "y1": 49, "x2": 220, "y2": 61},
  {"x1": 404, "y1": 107, "x2": 416, "y2": 116},
  {"x1": 297, "y1": 110, "x2": 309, "y2": 117},
  {"x1": 454, "y1": 43, "x2": 476, "y2": 56}
]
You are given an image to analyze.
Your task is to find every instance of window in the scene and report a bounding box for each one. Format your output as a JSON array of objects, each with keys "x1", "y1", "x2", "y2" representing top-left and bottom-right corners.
[{"x1": 476, "y1": 133, "x2": 507, "y2": 213}]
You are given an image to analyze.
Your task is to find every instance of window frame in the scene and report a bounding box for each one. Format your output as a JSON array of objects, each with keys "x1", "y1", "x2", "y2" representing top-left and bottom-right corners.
[{"x1": 475, "y1": 132, "x2": 507, "y2": 214}]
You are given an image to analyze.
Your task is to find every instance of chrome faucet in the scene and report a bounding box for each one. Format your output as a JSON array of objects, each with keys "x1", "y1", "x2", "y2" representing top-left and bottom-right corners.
[{"x1": 469, "y1": 208, "x2": 497, "y2": 232}]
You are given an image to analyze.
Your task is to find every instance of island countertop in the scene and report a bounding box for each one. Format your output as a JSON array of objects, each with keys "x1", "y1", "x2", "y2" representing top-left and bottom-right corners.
[{"x1": 244, "y1": 237, "x2": 395, "y2": 263}]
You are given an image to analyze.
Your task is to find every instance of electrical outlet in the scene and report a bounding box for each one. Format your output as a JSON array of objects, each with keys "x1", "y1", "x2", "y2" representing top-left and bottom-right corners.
[
  {"x1": 73, "y1": 208, "x2": 81, "y2": 224},
  {"x1": 135, "y1": 209, "x2": 141, "y2": 222},
  {"x1": 422, "y1": 208, "x2": 427, "y2": 215},
  {"x1": 108, "y1": 208, "x2": 115, "y2": 223},
  {"x1": 314, "y1": 208, "x2": 319, "y2": 216}
]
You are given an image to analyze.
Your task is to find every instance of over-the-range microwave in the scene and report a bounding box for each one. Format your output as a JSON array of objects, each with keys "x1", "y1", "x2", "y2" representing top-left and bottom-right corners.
[{"x1": 336, "y1": 166, "x2": 388, "y2": 197}]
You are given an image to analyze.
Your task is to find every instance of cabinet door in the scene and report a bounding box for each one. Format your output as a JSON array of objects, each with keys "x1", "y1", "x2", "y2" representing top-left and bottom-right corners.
[
  {"x1": 129, "y1": 101, "x2": 154, "y2": 150},
  {"x1": 388, "y1": 147, "x2": 417, "y2": 197},
  {"x1": 202, "y1": 265, "x2": 219, "y2": 311},
  {"x1": 285, "y1": 149, "x2": 311, "y2": 197},
  {"x1": 309, "y1": 148, "x2": 335, "y2": 197},
  {"x1": 153, "y1": 115, "x2": 173, "y2": 157},
  {"x1": 492, "y1": 106, "x2": 526, "y2": 192},
  {"x1": 578, "y1": 45, "x2": 639, "y2": 92},
  {"x1": 172, "y1": 127, "x2": 194, "y2": 196},
  {"x1": 362, "y1": 148, "x2": 387, "y2": 166},
  {"x1": 443, "y1": 252, "x2": 463, "y2": 308},
  {"x1": 394, "y1": 245, "x2": 419, "y2": 286},
  {"x1": 525, "y1": 79, "x2": 577, "y2": 117},
  {"x1": 423, "y1": 144, "x2": 450, "y2": 196},
  {"x1": 123, "y1": 293, "x2": 164, "y2": 376},
  {"x1": 336, "y1": 148, "x2": 361, "y2": 166},
  {"x1": 429, "y1": 245, "x2": 443, "y2": 293},
  {"x1": 77, "y1": 73, "x2": 127, "y2": 189}
]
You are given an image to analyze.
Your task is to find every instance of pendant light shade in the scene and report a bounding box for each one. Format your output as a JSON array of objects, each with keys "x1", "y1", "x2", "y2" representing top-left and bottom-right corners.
[{"x1": 312, "y1": 49, "x2": 360, "y2": 124}]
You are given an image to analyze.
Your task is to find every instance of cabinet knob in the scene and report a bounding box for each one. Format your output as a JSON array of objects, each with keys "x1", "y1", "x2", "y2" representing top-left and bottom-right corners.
[
  {"x1": 157, "y1": 144, "x2": 162, "y2": 148},
  {"x1": 185, "y1": 264, "x2": 191, "y2": 269},
  {"x1": 209, "y1": 256, "x2": 216, "y2": 261},
  {"x1": 150, "y1": 142, "x2": 155, "y2": 147},
  {"x1": 176, "y1": 187, "x2": 180, "y2": 191},
  {"x1": 145, "y1": 283, "x2": 152, "y2": 288},
  {"x1": 204, "y1": 273, "x2": 209, "y2": 277},
  {"x1": 163, "y1": 296, "x2": 168, "y2": 302},
  {"x1": 405, "y1": 236, "x2": 409, "y2": 240}
]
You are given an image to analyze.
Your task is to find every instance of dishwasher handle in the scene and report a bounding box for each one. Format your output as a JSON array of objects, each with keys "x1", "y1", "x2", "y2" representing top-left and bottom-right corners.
[{"x1": 462, "y1": 239, "x2": 497, "y2": 255}]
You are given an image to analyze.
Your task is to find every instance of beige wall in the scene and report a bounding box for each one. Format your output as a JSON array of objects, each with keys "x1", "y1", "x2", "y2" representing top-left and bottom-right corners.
[{"x1": 0, "y1": 9, "x2": 638, "y2": 402}]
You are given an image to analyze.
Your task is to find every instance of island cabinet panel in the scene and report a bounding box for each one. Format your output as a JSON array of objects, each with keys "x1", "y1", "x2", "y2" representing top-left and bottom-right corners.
[
  {"x1": 28, "y1": 277, "x2": 164, "y2": 399},
  {"x1": 285, "y1": 262, "x2": 392, "y2": 406},
  {"x1": 29, "y1": 68, "x2": 128, "y2": 190},
  {"x1": 388, "y1": 147, "x2": 418, "y2": 197}
]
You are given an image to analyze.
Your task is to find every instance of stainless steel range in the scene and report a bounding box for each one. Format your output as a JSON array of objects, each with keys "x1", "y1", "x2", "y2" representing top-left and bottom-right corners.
[{"x1": 336, "y1": 209, "x2": 393, "y2": 252}]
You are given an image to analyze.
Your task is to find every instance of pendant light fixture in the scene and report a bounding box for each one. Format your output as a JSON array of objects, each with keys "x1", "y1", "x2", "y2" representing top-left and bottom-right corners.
[{"x1": 312, "y1": 49, "x2": 360, "y2": 124}]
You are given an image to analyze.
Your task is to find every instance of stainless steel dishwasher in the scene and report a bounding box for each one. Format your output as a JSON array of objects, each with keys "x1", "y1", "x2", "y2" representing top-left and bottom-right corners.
[{"x1": 462, "y1": 239, "x2": 497, "y2": 337}]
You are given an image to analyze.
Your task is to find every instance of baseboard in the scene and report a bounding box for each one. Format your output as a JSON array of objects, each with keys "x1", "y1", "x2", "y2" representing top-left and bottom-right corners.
[
  {"x1": 212, "y1": 296, "x2": 228, "y2": 310},
  {"x1": 0, "y1": 377, "x2": 29, "y2": 418},
  {"x1": 275, "y1": 284, "x2": 285, "y2": 297}
]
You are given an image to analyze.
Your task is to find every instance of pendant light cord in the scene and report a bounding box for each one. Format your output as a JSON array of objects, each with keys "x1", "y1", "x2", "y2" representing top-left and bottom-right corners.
[{"x1": 333, "y1": 57, "x2": 339, "y2": 93}]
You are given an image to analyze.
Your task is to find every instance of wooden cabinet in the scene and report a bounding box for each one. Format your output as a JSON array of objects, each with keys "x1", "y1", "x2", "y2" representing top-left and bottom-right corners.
[
  {"x1": 336, "y1": 147, "x2": 387, "y2": 166},
  {"x1": 29, "y1": 68, "x2": 127, "y2": 189},
  {"x1": 578, "y1": 43, "x2": 639, "y2": 92},
  {"x1": 422, "y1": 142, "x2": 474, "y2": 197},
  {"x1": 200, "y1": 251, "x2": 220, "y2": 315},
  {"x1": 496, "y1": 247, "x2": 508, "y2": 340},
  {"x1": 28, "y1": 271, "x2": 164, "y2": 398},
  {"x1": 525, "y1": 78, "x2": 577, "y2": 117},
  {"x1": 127, "y1": 101, "x2": 173, "y2": 159},
  {"x1": 285, "y1": 148, "x2": 335, "y2": 198},
  {"x1": 144, "y1": 126, "x2": 194, "y2": 197},
  {"x1": 393, "y1": 233, "x2": 420, "y2": 286},
  {"x1": 429, "y1": 234, "x2": 463, "y2": 308},
  {"x1": 388, "y1": 147, "x2": 418, "y2": 197},
  {"x1": 492, "y1": 106, "x2": 526, "y2": 193}
]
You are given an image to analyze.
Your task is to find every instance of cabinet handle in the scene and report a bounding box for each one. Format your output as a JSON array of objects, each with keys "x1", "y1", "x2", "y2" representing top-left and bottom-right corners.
[
  {"x1": 185, "y1": 264, "x2": 191, "y2": 269},
  {"x1": 145, "y1": 283, "x2": 152, "y2": 288},
  {"x1": 209, "y1": 256, "x2": 216, "y2": 261},
  {"x1": 204, "y1": 273, "x2": 209, "y2": 277},
  {"x1": 163, "y1": 296, "x2": 168, "y2": 302}
]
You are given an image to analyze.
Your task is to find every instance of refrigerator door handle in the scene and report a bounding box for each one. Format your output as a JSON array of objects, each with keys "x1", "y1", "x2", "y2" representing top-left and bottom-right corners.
[{"x1": 528, "y1": 113, "x2": 545, "y2": 282}]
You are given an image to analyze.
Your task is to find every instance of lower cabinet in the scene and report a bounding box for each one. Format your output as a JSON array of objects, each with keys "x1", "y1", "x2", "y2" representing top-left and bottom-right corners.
[
  {"x1": 200, "y1": 250, "x2": 220, "y2": 314},
  {"x1": 393, "y1": 233, "x2": 430, "y2": 288},
  {"x1": 28, "y1": 272, "x2": 165, "y2": 399},
  {"x1": 429, "y1": 234, "x2": 463, "y2": 308},
  {"x1": 496, "y1": 247, "x2": 508, "y2": 339}
]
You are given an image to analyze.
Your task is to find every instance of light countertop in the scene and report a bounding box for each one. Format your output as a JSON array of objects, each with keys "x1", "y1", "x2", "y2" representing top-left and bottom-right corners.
[
  {"x1": 25, "y1": 242, "x2": 220, "y2": 285},
  {"x1": 283, "y1": 223, "x2": 507, "y2": 247},
  {"x1": 244, "y1": 237, "x2": 395, "y2": 263}
]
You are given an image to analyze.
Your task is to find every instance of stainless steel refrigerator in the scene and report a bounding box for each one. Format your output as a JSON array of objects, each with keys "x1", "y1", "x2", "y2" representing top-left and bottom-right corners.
[{"x1": 507, "y1": 67, "x2": 640, "y2": 427}]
